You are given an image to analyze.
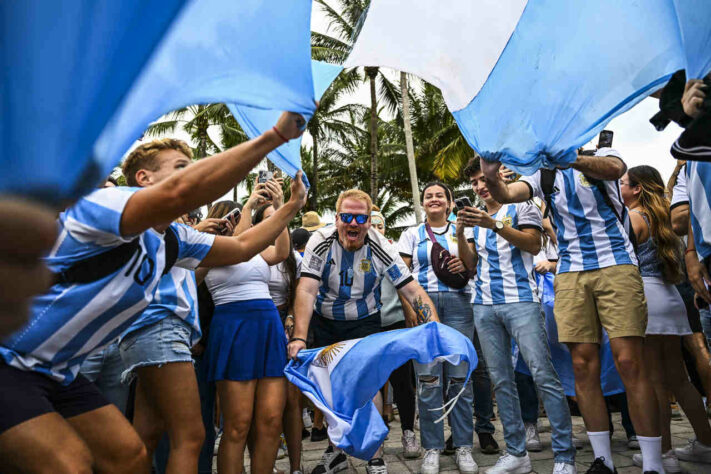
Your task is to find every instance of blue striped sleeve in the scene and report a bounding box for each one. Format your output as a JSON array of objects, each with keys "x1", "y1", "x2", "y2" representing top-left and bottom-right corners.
[
  {"x1": 62, "y1": 187, "x2": 137, "y2": 243},
  {"x1": 172, "y1": 223, "x2": 216, "y2": 269}
]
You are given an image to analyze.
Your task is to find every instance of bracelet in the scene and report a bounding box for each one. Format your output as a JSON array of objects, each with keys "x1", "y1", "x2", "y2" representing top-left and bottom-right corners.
[
  {"x1": 686, "y1": 248, "x2": 698, "y2": 255},
  {"x1": 288, "y1": 337, "x2": 307, "y2": 344},
  {"x1": 285, "y1": 315, "x2": 294, "y2": 321},
  {"x1": 272, "y1": 126, "x2": 289, "y2": 144}
]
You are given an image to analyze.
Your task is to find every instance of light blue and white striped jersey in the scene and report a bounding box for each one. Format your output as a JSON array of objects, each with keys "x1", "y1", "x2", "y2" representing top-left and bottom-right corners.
[
  {"x1": 301, "y1": 227, "x2": 413, "y2": 321},
  {"x1": 465, "y1": 202, "x2": 542, "y2": 304},
  {"x1": 685, "y1": 161, "x2": 711, "y2": 260},
  {"x1": 121, "y1": 266, "x2": 200, "y2": 346},
  {"x1": 0, "y1": 188, "x2": 214, "y2": 383},
  {"x1": 397, "y1": 222, "x2": 470, "y2": 294},
  {"x1": 520, "y1": 148, "x2": 637, "y2": 273},
  {"x1": 670, "y1": 166, "x2": 688, "y2": 209}
]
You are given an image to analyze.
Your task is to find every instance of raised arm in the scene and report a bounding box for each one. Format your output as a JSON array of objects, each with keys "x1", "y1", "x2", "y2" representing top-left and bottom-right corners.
[
  {"x1": 480, "y1": 160, "x2": 532, "y2": 204},
  {"x1": 571, "y1": 153, "x2": 626, "y2": 181},
  {"x1": 287, "y1": 276, "x2": 321, "y2": 359},
  {"x1": 455, "y1": 217, "x2": 477, "y2": 272},
  {"x1": 671, "y1": 204, "x2": 690, "y2": 237},
  {"x1": 120, "y1": 112, "x2": 305, "y2": 236},
  {"x1": 199, "y1": 172, "x2": 306, "y2": 267}
]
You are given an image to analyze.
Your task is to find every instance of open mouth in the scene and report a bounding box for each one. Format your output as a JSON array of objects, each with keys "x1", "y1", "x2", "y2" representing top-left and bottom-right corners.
[{"x1": 346, "y1": 230, "x2": 360, "y2": 240}]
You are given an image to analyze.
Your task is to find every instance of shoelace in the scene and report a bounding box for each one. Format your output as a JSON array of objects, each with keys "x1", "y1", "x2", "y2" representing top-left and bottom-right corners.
[
  {"x1": 494, "y1": 453, "x2": 515, "y2": 466},
  {"x1": 552, "y1": 462, "x2": 570, "y2": 473},
  {"x1": 403, "y1": 434, "x2": 417, "y2": 449},
  {"x1": 423, "y1": 449, "x2": 439, "y2": 464},
  {"x1": 367, "y1": 464, "x2": 388, "y2": 474}
]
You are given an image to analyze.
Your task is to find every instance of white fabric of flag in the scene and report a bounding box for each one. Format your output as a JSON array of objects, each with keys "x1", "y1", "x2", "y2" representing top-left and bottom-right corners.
[{"x1": 346, "y1": 0, "x2": 711, "y2": 174}]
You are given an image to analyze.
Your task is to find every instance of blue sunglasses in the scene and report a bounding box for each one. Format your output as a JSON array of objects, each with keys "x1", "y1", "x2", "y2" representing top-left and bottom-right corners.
[{"x1": 339, "y1": 213, "x2": 369, "y2": 224}]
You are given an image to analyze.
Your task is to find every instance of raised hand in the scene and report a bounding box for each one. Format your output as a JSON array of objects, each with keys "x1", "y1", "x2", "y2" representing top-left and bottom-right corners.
[{"x1": 274, "y1": 112, "x2": 307, "y2": 141}]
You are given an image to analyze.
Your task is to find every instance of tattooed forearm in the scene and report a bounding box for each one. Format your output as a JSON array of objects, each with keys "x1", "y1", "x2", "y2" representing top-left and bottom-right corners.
[{"x1": 412, "y1": 295, "x2": 433, "y2": 325}]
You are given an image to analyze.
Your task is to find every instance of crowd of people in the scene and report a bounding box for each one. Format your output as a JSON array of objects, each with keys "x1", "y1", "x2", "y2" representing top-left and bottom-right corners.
[{"x1": 0, "y1": 71, "x2": 710, "y2": 474}]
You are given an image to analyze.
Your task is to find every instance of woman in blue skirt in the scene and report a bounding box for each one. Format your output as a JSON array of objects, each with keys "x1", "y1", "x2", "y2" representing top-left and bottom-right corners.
[{"x1": 203, "y1": 178, "x2": 291, "y2": 474}]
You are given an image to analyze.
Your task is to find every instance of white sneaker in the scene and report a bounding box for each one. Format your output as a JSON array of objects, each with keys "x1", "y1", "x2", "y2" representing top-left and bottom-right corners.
[
  {"x1": 302, "y1": 408, "x2": 313, "y2": 429},
  {"x1": 455, "y1": 447, "x2": 479, "y2": 474},
  {"x1": 402, "y1": 430, "x2": 422, "y2": 459},
  {"x1": 420, "y1": 449, "x2": 440, "y2": 474},
  {"x1": 633, "y1": 450, "x2": 681, "y2": 473},
  {"x1": 524, "y1": 423, "x2": 542, "y2": 452},
  {"x1": 675, "y1": 438, "x2": 711, "y2": 463},
  {"x1": 552, "y1": 463, "x2": 576, "y2": 474},
  {"x1": 485, "y1": 453, "x2": 532, "y2": 474}
]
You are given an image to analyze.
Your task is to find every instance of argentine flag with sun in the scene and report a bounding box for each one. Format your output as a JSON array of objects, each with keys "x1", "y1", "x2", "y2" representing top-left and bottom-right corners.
[{"x1": 285, "y1": 322, "x2": 477, "y2": 459}]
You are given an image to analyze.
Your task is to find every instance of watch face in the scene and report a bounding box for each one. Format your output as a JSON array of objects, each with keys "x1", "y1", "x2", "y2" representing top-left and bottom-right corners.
[{"x1": 496, "y1": 221, "x2": 504, "y2": 229}]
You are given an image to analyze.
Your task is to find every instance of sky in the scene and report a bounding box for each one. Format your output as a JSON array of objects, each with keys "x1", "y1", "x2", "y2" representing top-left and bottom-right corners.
[{"x1": 129, "y1": 2, "x2": 685, "y2": 219}]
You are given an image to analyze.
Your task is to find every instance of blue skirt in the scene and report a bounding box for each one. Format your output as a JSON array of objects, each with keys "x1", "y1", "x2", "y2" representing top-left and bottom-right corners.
[{"x1": 206, "y1": 299, "x2": 287, "y2": 382}]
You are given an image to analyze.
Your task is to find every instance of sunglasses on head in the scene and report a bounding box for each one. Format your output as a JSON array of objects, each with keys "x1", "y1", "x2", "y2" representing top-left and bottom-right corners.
[{"x1": 339, "y1": 213, "x2": 369, "y2": 224}]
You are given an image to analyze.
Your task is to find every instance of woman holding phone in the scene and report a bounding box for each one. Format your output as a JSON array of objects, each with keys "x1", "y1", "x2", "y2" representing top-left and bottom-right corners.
[{"x1": 202, "y1": 178, "x2": 292, "y2": 474}]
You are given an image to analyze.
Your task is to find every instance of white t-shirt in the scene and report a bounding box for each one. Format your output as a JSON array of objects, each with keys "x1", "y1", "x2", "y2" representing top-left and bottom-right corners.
[
  {"x1": 206, "y1": 254, "x2": 271, "y2": 305},
  {"x1": 268, "y1": 251, "x2": 303, "y2": 307},
  {"x1": 398, "y1": 222, "x2": 470, "y2": 293}
]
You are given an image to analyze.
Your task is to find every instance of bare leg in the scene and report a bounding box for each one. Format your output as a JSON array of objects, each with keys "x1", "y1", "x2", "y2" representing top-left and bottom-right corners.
[
  {"x1": 609, "y1": 337, "x2": 660, "y2": 437},
  {"x1": 284, "y1": 382, "x2": 303, "y2": 472},
  {"x1": 218, "y1": 379, "x2": 257, "y2": 474},
  {"x1": 251, "y1": 377, "x2": 287, "y2": 474},
  {"x1": 132, "y1": 363, "x2": 205, "y2": 474},
  {"x1": 683, "y1": 333, "x2": 711, "y2": 397},
  {"x1": 567, "y1": 343, "x2": 609, "y2": 431},
  {"x1": 68, "y1": 404, "x2": 150, "y2": 473},
  {"x1": 313, "y1": 407, "x2": 325, "y2": 430},
  {"x1": 133, "y1": 377, "x2": 166, "y2": 457},
  {"x1": 663, "y1": 336, "x2": 711, "y2": 445},
  {"x1": 0, "y1": 413, "x2": 94, "y2": 473},
  {"x1": 642, "y1": 336, "x2": 672, "y2": 451}
]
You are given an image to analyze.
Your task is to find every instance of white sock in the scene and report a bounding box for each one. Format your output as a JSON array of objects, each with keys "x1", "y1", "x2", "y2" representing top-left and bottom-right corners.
[
  {"x1": 587, "y1": 431, "x2": 614, "y2": 470},
  {"x1": 638, "y1": 435, "x2": 664, "y2": 474}
]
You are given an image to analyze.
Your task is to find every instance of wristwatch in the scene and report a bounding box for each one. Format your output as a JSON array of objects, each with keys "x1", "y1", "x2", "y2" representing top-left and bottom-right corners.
[{"x1": 493, "y1": 220, "x2": 504, "y2": 233}]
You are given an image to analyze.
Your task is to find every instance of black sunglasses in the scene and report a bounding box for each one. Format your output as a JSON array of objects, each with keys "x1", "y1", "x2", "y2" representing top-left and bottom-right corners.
[{"x1": 339, "y1": 213, "x2": 369, "y2": 224}]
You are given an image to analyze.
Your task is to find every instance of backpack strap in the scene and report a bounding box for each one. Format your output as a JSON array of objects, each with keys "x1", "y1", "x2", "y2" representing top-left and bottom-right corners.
[
  {"x1": 54, "y1": 239, "x2": 141, "y2": 285},
  {"x1": 540, "y1": 169, "x2": 557, "y2": 219},
  {"x1": 162, "y1": 226, "x2": 180, "y2": 275},
  {"x1": 587, "y1": 176, "x2": 638, "y2": 253},
  {"x1": 424, "y1": 222, "x2": 438, "y2": 243}
]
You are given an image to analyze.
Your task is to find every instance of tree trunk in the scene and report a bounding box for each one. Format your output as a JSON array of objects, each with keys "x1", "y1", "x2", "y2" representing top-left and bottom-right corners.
[
  {"x1": 400, "y1": 72, "x2": 423, "y2": 224},
  {"x1": 309, "y1": 133, "x2": 319, "y2": 212},
  {"x1": 365, "y1": 67, "x2": 379, "y2": 201},
  {"x1": 195, "y1": 105, "x2": 208, "y2": 159}
]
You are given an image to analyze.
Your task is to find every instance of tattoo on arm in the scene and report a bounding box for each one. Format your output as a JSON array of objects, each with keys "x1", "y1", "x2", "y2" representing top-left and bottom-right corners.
[{"x1": 412, "y1": 295, "x2": 433, "y2": 325}]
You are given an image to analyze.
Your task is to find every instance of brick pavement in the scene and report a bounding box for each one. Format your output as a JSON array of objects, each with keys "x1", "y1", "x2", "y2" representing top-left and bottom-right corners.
[{"x1": 256, "y1": 412, "x2": 710, "y2": 473}]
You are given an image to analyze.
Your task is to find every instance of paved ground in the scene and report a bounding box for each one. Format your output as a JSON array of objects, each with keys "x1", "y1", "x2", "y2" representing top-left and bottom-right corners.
[{"x1": 256, "y1": 411, "x2": 710, "y2": 473}]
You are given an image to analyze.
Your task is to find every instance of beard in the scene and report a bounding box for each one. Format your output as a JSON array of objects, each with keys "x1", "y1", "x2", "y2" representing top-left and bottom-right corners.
[{"x1": 339, "y1": 229, "x2": 366, "y2": 251}]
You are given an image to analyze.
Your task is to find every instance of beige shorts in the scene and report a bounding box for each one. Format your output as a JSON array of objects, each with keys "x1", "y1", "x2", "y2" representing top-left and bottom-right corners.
[{"x1": 553, "y1": 264, "x2": 647, "y2": 344}]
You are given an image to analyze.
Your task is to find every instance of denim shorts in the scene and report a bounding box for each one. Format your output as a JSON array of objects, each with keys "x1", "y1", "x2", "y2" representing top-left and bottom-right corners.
[{"x1": 118, "y1": 314, "x2": 193, "y2": 383}]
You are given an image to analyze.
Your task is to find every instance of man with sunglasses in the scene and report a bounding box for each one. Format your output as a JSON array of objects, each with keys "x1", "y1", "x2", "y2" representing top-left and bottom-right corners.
[{"x1": 288, "y1": 189, "x2": 439, "y2": 474}]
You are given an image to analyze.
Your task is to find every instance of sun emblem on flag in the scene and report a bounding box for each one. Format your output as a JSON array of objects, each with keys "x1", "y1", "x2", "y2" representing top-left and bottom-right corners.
[
  {"x1": 501, "y1": 216, "x2": 513, "y2": 227},
  {"x1": 360, "y1": 258, "x2": 372, "y2": 273},
  {"x1": 313, "y1": 342, "x2": 346, "y2": 368}
]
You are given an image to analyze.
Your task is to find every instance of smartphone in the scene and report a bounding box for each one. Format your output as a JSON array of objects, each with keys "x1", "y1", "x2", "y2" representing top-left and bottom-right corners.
[
  {"x1": 454, "y1": 196, "x2": 473, "y2": 211},
  {"x1": 258, "y1": 170, "x2": 274, "y2": 183},
  {"x1": 597, "y1": 130, "x2": 614, "y2": 149},
  {"x1": 224, "y1": 207, "x2": 241, "y2": 223}
]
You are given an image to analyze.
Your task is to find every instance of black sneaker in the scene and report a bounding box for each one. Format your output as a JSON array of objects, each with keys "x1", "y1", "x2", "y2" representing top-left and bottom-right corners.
[
  {"x1": 444, "y1": 435, "x2": 455, "y2": 455},
  {"x1": 310, "y1": 426, "x2": 328, "y2": 442},
  {"x1": 302, "y1": 427, "x2": 310, "y2": 439},
  {"x1": 366, "y1": 457, "x2": 388, "y2": 474},
  {"x1": 585, "y1": 457, "x2": 617, "y2": 474},
  {"x1": 477, "y1": 432, "x2": 500, "y2": 454},
  {"x1": 311, "y1": 446, "x2": 348, "y2": 474}
]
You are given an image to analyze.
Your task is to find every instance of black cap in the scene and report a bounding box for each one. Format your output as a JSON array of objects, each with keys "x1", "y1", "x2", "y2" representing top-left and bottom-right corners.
[{"x1": 291, "y1": 227, "x2": 311, "y2": 249}]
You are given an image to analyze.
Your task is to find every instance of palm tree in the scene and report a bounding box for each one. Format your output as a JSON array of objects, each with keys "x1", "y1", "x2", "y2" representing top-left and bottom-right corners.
[
  {"x1": 400, "y1": 72, "x2": 423, "y2": 224},
  {"x1": 312, "y1": 0, "x2": 400, "y2": 200}
]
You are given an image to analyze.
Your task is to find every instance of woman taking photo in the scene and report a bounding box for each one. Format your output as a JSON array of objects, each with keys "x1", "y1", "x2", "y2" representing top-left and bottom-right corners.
[
  {"x1": 203, "y1": 178, "x2": 291, "y2": 474},
  {"x1": 397, "y1": 182, "x2": 478, "y2": 474},
  {"x1": 621, "y1": 165, "x2": 711, "y2": 472}
]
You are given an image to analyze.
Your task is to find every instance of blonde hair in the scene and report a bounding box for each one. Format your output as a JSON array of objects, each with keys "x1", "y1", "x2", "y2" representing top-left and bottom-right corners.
[
  {"x1": 122, "y1": 138, "x2": 192, "y2": 187},
  {"x1": 336, "y1": 189, "x2": 372, "y2": 214}
]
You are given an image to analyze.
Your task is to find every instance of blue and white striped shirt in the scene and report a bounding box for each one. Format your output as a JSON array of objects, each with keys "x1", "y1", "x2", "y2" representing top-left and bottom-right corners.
[
  {"x1": 0, "y1": 188, "x2": 214, "y2": 383},
  {"x1": 398, "y1": 223, "x2": 469, "y2": 294},
  {"x1": 301, "y1": 227, "x2": 413, "y2": 320},
  {"x1": 520, "y1": 148, "x2": 637, "y2": 273},
  {"x1": 121, "y1": 266, "x2": 200, "y2": 346},
  {"x1": 465, "y1": 202, "x2": 542, "y2": 304},
  {"x1": 685, "y1": 161, "x2": 711, "y2": 260}
]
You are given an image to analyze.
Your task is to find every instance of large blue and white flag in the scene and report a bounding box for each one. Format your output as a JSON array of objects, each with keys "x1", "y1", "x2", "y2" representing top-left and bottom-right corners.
[
  {"x1": 228, "y1": 61, "x2": 344, "y2": 183},
  {"x1": 1, "y1": 0, "x2": 186, "y2": 203},
  {"x1": 346, "y1": 0, "x2": 711, "y2": 174},
  {"x1": 285, "y1": 322, "x2": 477, "y2": 459},
  {"x1": 513, "y1": 272, "x2": 624, "y2": 396}
]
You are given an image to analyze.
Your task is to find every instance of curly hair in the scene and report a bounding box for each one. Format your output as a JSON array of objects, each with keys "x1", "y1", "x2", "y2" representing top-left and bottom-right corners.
[
  {"x1": 461, "y1": 156, "x2": 481, "y2": 179},
  {"x1": 628, "y1": 165, "x2": 684, "y2": 284},
  {"x1": 121, "y1": 138, "x2": 192, "y2": 187}
]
